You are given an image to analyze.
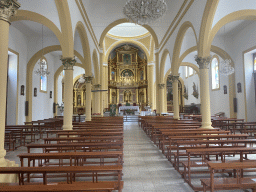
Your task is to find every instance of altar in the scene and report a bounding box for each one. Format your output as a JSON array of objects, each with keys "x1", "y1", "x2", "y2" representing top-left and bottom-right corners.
[{"x1": 119, "y1": 106, "x2": 140, "y2": 113}]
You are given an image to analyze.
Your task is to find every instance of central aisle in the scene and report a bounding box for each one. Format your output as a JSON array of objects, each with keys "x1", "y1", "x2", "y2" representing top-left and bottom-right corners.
[{"x1": 122, "y1": 122, "x2": 193, "y2": 192}]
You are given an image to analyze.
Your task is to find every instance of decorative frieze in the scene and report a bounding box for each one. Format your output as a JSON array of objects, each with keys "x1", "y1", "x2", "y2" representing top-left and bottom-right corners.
[
  {"x1": 60, "y1": 56, "x2": 76, "y2": 70},
  {"x1": 194, "y1": 55, "x2": 212, "y2": 69},
  {"x1": 0, "y1": 0, "x2": 20, "y2": 23},
  {"x1": 158, "y1": 83, "x2": 165, "y2": 89}
]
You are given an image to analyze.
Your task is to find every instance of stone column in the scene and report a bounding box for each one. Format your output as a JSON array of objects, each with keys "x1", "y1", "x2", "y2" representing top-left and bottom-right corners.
[
  {"x1": 0, "y1": 0, "x2": 20, "y2": 183},
  {"x1": 94, "y1": 84, "x2": 101, "y2": 114},
  {"x1": 172, "y1": 75, "x2": 180, "y2": 120},
  {"x1": 60, "y1": 57, "x2": 76, "y2": 130},
  {"x1": 158, "y1": 83, "x2": 165, "y2": 114},
  {"x1": 195, "y1": 56, "x2": 212, "y2": 128},
  {"x1": 85, "y1": 76, "x2": 93, "y2": 121}
]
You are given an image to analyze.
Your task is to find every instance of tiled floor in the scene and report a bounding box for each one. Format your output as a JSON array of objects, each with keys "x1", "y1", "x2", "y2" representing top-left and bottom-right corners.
[
  {"x1": 123, "y1": 122, "x2": 193, "y2": 192},
  {"x1": 5, "y1": 121, "x2": 254, "y2": 192}
]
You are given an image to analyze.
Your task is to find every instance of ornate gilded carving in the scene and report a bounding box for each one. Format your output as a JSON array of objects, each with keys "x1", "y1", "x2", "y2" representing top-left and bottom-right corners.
[
  {"x1": 158, "y1": 83, "x2": 165, "y2": 89},
  {"x1": 60, "y1": 56, "x2": 76, "y2": 70},
  {"x1": 194, "y1": 55, "x2": 212, "y2": 69},
  {"x1": 0, "y1": 0, "x2": 20, "y2": 23},
  {"x1": 94, "y1": 84, "x2": 101, "y2": 89}
]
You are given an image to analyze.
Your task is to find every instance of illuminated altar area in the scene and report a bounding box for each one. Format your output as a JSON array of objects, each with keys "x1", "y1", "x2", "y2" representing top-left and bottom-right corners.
[{"x1": 108, "y1": 44, "x2": 148, "y2": 112}]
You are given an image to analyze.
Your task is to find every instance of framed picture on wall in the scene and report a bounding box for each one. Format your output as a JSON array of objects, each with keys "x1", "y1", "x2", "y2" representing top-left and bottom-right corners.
[
  {"x1": 20, "y1": 85, "x2": 25, "y2": 96},
  {"x1": 223, "y1": 85, "x2": 227, "y2": 94},
  {"x1": 50, "y1": 91, "x2": 52, "y2": 98},
  {"x1": 34, "y1": 88, "x2": 37, "y2": 97},
  {"x1": 237, "y1": 82, "x2": 242, "y2": 93}
]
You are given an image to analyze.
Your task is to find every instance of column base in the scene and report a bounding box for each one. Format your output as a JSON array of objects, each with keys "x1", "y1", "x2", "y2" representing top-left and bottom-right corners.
[
  {"x1": 173, "y1": 116, "x2": 180, "y2": 120},
  {"x1": 85, "y1": 118, "x2": 92, "y2": 122},
  {"x1": 0, "y1": 158, "x2": 19, "y2": 183},
  {"x1": 200, "y1": 122, "x2": 214, "y2": 129},
  {"x1": 62, "y1": 125, "x2": 73, "y2": 130}
]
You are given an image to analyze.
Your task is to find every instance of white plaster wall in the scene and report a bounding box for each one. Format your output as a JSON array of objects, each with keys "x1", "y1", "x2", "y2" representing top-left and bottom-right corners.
[
  {"x1": 180, "y1": 28, "x2": 197, "y2": 57},
  {"x1": 163, "y1": 54, "x2": 171, "y2": 77},
  {"x1": 6, "y1": 53, "x2": 18, "y2": 125},
  {"x1": 74, "y1": 31, "x2": 84, "y2": 58},
  {"x1": 9, "y1": 25, "x2": 28, "y2": 125},
  {"x1": 32, "y1": 53, "x2": 55, "y2": 121}
]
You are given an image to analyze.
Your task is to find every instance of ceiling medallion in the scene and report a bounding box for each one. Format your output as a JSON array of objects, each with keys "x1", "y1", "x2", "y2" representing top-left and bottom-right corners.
[{"x1": 123, "y1": 0, "x2": 167, "y2": 25}]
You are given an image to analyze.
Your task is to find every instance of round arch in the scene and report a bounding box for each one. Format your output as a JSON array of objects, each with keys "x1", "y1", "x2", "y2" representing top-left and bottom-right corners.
[
  {"x1": 92, "y1": 49, "x2": 100, "y2": 83},
  {"x1": 207, "y1": 10, "x2": 256, "y2": 54},
  {"x1": 160, "y1": 49, "x2": 171, "y2": 82},
  {"x1": 26, "y1": 45, "x2": 85, "y2": 121},
  {"x1": 74, "y1": 21, "x2": 92, "y2": 75},
  {"x1": 104, "y1": 40, "x2": 150, "y2": 64},
  {"x1": 99, "y1": 18, "x2": 159, "y2": 49},
  {"x1": 170, "y1": 21, "x2": 198, "y2": 75}
]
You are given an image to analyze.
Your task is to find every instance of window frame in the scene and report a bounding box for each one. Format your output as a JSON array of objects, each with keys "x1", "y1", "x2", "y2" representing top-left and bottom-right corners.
[
  {"x1": 211, "y1": 55, "x2": 220, "y2": 91},
  {"x1": 253, "y1": 53, "x2": 256, "y2": 73},
  {"x1": 39, "y1": 57, "x2": 48, "y2": 93}
]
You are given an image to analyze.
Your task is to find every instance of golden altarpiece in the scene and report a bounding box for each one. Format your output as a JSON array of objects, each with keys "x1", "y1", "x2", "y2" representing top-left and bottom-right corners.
[
  {"x1": 73, "y1": 80, "x2": 86, "y2": 114},
  {"x1": 108, "y1": 44, "x2": 148, "y2": 110}
]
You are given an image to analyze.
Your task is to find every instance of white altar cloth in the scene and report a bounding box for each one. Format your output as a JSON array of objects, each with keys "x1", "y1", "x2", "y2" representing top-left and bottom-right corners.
[{"x1": 119, "y1": 106, "x2": 140, "y2": 113}]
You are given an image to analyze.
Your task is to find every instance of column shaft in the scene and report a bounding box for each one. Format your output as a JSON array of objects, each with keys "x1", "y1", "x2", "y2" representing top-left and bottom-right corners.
[
  {"x1": 173, "y1": 80, "x2": 179, "y2": 119},
  {"x1": 63, "y1": 69, "x2": 73, "y2": 130},
  {"x1": 86, "y1": 81, "x2": 92, "y2": 121}
]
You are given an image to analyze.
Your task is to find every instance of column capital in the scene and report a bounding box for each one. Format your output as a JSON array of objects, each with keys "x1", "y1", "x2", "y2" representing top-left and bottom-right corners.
[
  {"x1": 60, "y1": 56, "x2": 76, "y2": 70},
  {"x1": 84, "y1": 76, "x2": 93, "y2": 83},
  {"x1": 0, "y1": 0, "x2": 20, "y2": 23},
  {"x1": 168, "y1": 75, "x2": 179, "y2": 83},
  {"x1": 195, "y1": 55, "x2": 212, "y2": 69},
  {"x1": 158, "y1": 83, "x2": 165, "y2": 89}
]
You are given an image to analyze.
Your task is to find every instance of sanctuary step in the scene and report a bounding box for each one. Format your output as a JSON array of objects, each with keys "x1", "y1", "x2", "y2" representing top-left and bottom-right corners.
[{"x1": 123, "y1": 115, "x2": 139, "y2": 122}]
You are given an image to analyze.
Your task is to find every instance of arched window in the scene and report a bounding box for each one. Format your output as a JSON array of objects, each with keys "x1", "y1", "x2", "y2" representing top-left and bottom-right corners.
[
  {"x1": 211, "y1": 57, "x2": 220, "y2": 90},
  {"x1": 40, "y1": 59, "x2": 47, "y2": 92}
]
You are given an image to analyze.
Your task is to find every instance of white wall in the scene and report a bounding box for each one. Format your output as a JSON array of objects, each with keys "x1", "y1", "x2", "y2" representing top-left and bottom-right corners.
[{"x1": 32, "y1": 53, "x2": 55, "y2": 121}]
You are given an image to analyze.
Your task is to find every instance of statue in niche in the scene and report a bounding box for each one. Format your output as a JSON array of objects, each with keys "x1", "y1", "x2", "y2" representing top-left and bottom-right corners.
[
  {"x1": 111, "y1": 71, "x2": 115, "y2": 81},
  {"x1": 77, "y1": 95, "x2": 81, "y2": 106},
  {"x1": 123, "y1": 54, "x2": 131, "y2": 65},
  {"x1": 140, "y1": 70, "x2": 143, "y2": 80},
  {"x1": 124, "y1": 91, "x2": 131, "y2": 102}
]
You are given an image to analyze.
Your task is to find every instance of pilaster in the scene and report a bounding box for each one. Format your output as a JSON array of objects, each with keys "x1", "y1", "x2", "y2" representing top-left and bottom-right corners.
[
  {"x1": 170, "y1": 75, "x2": 180, "y2": 119},
  {"x1": 85, "y1": 76, "x2": 93, "y2": 121},
  {"x1": 158, "y1": 83, "x2": 165, "y2": 114}
]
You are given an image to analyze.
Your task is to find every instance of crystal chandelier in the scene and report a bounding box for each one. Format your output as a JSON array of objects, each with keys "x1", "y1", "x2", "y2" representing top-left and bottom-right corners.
[
  {"x1": 219, "y1": 24, "x2": 234, "y2": 76},
  {"x1": 219, "y1": 59, "x2": 234, "y2": 76},
  {"x1": 123, "y1": 0, "x2": 167, "y2": 25},
  {"x1": 35, "y1": 24, "x2": 50, "y2": 76}
]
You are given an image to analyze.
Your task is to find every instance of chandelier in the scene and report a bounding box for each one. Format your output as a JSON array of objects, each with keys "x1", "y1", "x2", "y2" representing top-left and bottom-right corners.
[
  {"x1": 219, "y1": 59, "x2": 234, "y2": 76},
  {"x1": 35, "y1": 24, "x2": 50, "y2": 76},
  {"x1": 219, "y1": 24, "x2": 234, "y2": 76},
  {"x1": 123, "y1": 0, "x2": 167, "y2": 25}
]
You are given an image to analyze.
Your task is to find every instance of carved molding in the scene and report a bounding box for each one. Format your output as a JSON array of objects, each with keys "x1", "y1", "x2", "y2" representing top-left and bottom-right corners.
[
  {"x1": 158, "y1": 83, "x2": 165, "y2": 89},
  {"x1": 0, "y1": 0, "x2": 20, "y2": 23},
  {"x1": 195, "y1": 55, "x2": 212, "y2": 69},
  {"x1": 94, "y1": 84, "x2": 101, "y2": 89},
  {"x1": 60, "y1": 56, "x2": 76, "y2": 70}
]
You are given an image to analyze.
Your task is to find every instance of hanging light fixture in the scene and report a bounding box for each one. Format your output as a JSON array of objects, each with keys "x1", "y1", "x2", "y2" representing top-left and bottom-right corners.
[
  {"x1": 219, "y1": 24, "x2": 235, "y2": 76},
  {"x1": 35, "y1": 24, "x2": 50, "y2": 76},
  {"x1": 123, "y1": 0, "x2": 167, "y2": 25}
]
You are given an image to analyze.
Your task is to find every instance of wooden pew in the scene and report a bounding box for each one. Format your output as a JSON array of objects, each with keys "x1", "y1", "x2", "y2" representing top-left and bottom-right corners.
[
  {"x1": 26, "y1": 142, "x2": 124, "y2": 153},
  {"x1": 0, "y1": 165, "x2": 123, "y2": 191},
  {"x1": 18, "y1": 151, "x2": 123, "y2": 167},
  {"x1": 0, "y1": 182, "x2": 117, "y2": 192},
  {"x1": 201, "y1": 161, "x2": 256, "y2": 192}
]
